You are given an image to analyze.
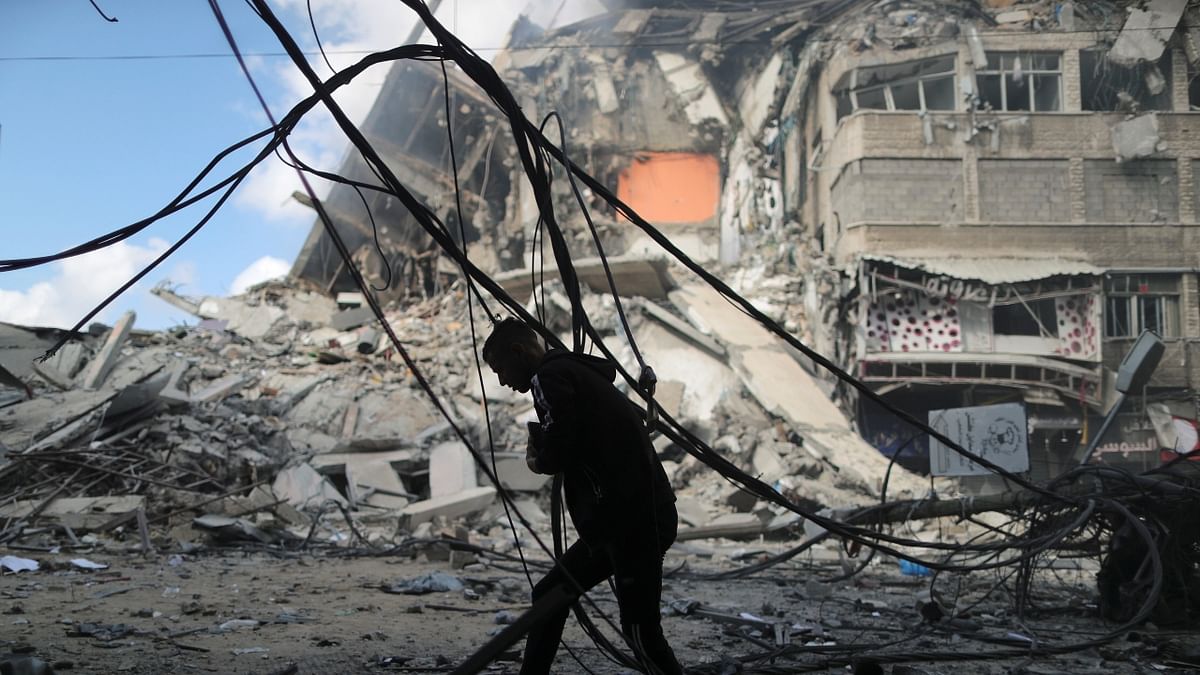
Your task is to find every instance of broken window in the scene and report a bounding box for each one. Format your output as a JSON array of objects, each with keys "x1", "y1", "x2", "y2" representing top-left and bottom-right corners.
[
  {"x1": 977, "y1": 52, "x2": 1062, "y2": 112},
  {"x1": 993, "y1": 298, "x2": 1059, "y2": 337},
  {"x1": 1081, "y1": 49, "x2": 1173, "y2": 112},
  {"x1": 837, "y1": 54, "x2": 957, "y2": 118},
  {"x1": 1104, "y1": 274, "x2": 1180, "y2": 337}
]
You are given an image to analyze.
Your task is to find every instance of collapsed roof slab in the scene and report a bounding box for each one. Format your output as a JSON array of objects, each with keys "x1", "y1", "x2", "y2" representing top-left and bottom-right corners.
[
  {"x1": 495, "y1": 255, "x2": 676, "y2": 302},
  {"x1": 669, "y1": 283, "x2": 925, "y2": 496}
]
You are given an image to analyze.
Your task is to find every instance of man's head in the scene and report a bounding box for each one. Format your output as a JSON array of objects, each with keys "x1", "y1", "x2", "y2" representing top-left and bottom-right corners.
[{"x1": 482, "y1": 318, "x2": 545, "y2": 393}]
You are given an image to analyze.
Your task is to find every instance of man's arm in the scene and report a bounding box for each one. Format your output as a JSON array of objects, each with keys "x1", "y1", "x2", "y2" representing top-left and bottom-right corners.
[{"x1": 529, "y1": 366, "x2": 577, "y2": 474}]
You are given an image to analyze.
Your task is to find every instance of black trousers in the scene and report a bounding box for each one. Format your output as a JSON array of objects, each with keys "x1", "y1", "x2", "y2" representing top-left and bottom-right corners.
[{"x1": 520, "y1": 502, "x2": 683, "y2": 675}]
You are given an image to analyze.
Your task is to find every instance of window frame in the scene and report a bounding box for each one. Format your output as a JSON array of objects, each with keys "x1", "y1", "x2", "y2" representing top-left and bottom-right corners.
[
  {"x1": 976, "y1": 51, "x2": 1064, "y2": 112},
  {"x1": 842, "y1": 55, "x2": 959, "y2": 115},
  {"x1": 1103, "y1": 274, "x2": 1181, "y2": 338}
]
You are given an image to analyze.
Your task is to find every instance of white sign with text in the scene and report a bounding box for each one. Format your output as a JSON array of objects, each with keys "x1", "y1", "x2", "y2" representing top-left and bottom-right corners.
[{"x1": 929, "y1": 402, "x2": 1029, "y2": 476}]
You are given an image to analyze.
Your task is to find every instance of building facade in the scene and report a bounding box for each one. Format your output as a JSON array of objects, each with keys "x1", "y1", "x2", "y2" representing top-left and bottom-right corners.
[{"x1": 779, "y1": 0, "x2": 1200, "y2": 477}]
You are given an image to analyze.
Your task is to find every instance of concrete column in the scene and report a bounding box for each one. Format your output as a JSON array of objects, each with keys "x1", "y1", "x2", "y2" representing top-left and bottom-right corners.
[
  {"x1": 1172, "y1": 49, "x2": 1190, "y2": 112},
  {"x1": 1179, "y1": 157, "x2": 1196, "y2": 224},
  {"x1": 962, "y1": 153, "x2": 980, "y2": 223},
  {"x1": 1068, "y1": 157, "x2": 1087, "y2": 223},
  {"x1": 1182, "y1": 272, "x2": 1200, "y2": 339},
  {"x1": 1062, "y1": 49, "x2": 1082, "y2": 112}
]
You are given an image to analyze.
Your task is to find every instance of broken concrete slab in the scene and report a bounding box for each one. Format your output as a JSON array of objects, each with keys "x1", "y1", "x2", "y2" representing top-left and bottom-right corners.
[
  {"x1": 0, "y1": 495, "x2": 145, "y2": 531},
  {"x1": 31, "y1": 362, "x2": 72, "y2": 391},
  {"x1": 309, "y1": 448, "x2": 415, "y2": 473},
  {"x1": 490, "y1": 451, "x2": 550, "y2": 492},
  {"x1": 676, "y1": 512, "x2": 767, "y2": 541},
  {"x1": 654, "y1": 380, "x2": 685, "y2": 421},
  {"x1": 654, "y1": 51, "x2": 728, "y2": 126},
  {"x1": 330, "y1": 306, "x2": 375, "y2": 331},
  {"x1": 429, "y1": 441, "x2": 478, "y2": 498},
  {"x1": 43, "y1": 341, "x2": 88, "y2": 380},
  {"x1": 345, "y1": 459, "x2": 410, "y2": 510},
  {"x1": 1110, "y1": 0, "x2": 1187, "y2": 66},
  {"x1": 612, "y1": 8, "x2": 651, "y2": 35},
  {"x1": 196, "y1": 297, "x2": 285, "y2": 340},
  {"x1": 674, "y1": 497, "x2": 711, "y2": 528},
  {"x1": 0, "y1": 389, "x2": 117, "y2": 451},
  {"x1": 1112, "y1": 113, "x2": 1163, "y2": 162},
  {"x1": 192, "y1": 514, "x2": 275, "y2": 544},
  {"x1": 495, "y1": 256, "x2": 676, "y2": 304},
  {"x1": 631, "y1": 319, "x2": 738, "y2": 423},
  {"x1": 669, "y1": 283, "x2": 923, "y2": 496},
  {"x1": 994, "y1": 9, "x2": 1031, "y2": 24},
  {"x1": 272, "y1": 463, "x2": 347, "y2": 509},
  {"x1": 342, "y1": 389, "x2": 438, "y2": 443},
  {"x1": 80, "y1": 311, "x2": 135, "y2": 390},
  {"x1": 191, "y1": 374, "x2": 248, "y2": 404},
  {"x1": 281, "y1": 291, "x2": 338, "y2": 326},
  {"x1": 285, "y1": 427, "x2": 339, "y2": 455},
  {"x1": 150, "y1": 285, "x2": 201, "y2": 315},
  {"x1": 589, "y1": 61, "x2": 620, "y2": 114},
  {"x1": 401, "y1": 486, "x2": 496, "y2": 528},
  {"x1": 632, "y1": 297, "x2": 725, "y2": 359},
  {"x1": 752, "y1": 443, "x2": 788, "y2": 484}
]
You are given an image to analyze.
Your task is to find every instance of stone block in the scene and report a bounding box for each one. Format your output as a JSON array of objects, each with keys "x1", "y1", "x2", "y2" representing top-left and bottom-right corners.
[
  {"x1": 430, "y1": 441, "x2": 478, "y2": 498},
  {"x1": 345, "y1": 459, "x2": 410, "y2": 510},
  {"x1": 401, "y1": 486, "x2": 496, "y2": 528}
]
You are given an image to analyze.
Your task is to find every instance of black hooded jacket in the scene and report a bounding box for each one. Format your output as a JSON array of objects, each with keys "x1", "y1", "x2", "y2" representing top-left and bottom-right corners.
[{"x1": 528, "y1": 350, "x2": 676, "y2": 544}]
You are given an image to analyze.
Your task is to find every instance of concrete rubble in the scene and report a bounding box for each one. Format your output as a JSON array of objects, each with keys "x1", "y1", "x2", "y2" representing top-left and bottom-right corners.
[
  {"x1": 0, "y1": 268, "x2": 919, "y2": 555},
  {"x1": 2, "y1": 0, "x2": 1193, "y2": 570}
]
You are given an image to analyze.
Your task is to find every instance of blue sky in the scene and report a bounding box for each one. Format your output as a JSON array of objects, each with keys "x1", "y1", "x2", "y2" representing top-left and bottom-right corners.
[{"x1": 0, "y1": 0, "x2": 596, "y2": 331}]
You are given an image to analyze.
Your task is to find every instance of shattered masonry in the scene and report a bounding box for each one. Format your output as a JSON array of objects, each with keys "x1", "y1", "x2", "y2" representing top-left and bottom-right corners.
[{"x1": 3, "y1": 0, "x2": 1198, "y2": 551}]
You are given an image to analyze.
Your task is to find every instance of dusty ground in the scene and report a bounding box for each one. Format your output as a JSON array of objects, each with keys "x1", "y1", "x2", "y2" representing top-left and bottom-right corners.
[{"x1": 0, "y1": 540, "x2": 1189, "y2": 674}]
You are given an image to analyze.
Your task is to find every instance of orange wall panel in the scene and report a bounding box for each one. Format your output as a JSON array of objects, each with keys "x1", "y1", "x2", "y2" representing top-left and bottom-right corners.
[{"x1": 616, "y1": 152, "x2": 720, "y2": 224}]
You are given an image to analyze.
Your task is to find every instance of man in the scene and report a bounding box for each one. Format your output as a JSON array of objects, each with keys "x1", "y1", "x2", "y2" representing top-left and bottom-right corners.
[{"x1": 482, "y1": 318, "x2": 683, "y2": 675}]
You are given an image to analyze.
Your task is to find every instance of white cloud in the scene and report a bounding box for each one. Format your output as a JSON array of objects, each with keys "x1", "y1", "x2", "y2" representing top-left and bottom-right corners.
[
  {"x1": 230, "y1": 256, "x2": 292, "y2": 295},
  {"x1": 0, "y1": 239, "x2": 168, "y2": 330},
  {"x1": 168, "y1": 260, "x2": 198, "y2": 288}
]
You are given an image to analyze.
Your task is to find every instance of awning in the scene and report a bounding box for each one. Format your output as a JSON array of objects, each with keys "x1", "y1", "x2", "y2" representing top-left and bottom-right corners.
[{"x1": 860, "y1": 254, "x2": 1105, "y2": 284}]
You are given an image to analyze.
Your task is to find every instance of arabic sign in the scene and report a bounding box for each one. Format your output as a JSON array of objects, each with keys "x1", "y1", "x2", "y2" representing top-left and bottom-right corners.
[{"x1": 929, "y1": 402, "x2": 1029, "y2": 476}]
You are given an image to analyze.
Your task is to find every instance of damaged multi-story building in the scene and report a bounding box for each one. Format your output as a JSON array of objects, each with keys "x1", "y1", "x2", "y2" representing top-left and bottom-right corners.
[{"x1": 291, "y1": 0, "x2": 1200, "y2": 484}]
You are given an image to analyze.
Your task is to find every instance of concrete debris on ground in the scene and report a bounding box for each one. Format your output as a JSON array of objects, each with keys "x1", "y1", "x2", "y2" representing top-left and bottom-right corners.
[{"x1": 0, "y1": 271, "x2": 927, "y2": 562}]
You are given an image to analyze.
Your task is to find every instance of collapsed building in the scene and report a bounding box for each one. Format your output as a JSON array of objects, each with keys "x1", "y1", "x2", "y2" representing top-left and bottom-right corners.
[{"x1": 289, "y1": 0, "x2": 1200, "y2": 486}]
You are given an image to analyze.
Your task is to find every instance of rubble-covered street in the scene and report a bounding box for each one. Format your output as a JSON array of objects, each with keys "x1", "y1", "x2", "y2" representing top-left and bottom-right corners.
[{"x1": 0, "y1": 546, "x2": 1160, "y2": 675}]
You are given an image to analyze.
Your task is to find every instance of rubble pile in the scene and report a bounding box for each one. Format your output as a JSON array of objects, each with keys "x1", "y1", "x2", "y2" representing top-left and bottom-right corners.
[{"x1": 0, "y1": 271, "x2": 921, "y2": 556}]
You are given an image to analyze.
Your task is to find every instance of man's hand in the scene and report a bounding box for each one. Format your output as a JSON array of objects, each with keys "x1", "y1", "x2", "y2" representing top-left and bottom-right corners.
[
  {"x1": 525, "y1": 421, "x2": 546, "y2": 474},
  {"x1": 525, "y1": 436, "x2": 543, "y2": 474}
]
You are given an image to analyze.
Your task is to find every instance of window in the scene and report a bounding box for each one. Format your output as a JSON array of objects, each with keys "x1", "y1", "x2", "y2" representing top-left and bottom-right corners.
[
  {"x1": 838, "y1": 55, "x2": 957, "y2": 118},
  {"x1": 1081, "y1": 49, "x2": 1173, "y2": 112},
  {"x1": 1104, "y1": 275, "x2": 1180, "y2": 337},
  {"x1": 993, "y1": 298, "x2": 1058, "y2": 336},
  {"x1": 977, "y1": 52, "x2": 1062, "y2": 112}
]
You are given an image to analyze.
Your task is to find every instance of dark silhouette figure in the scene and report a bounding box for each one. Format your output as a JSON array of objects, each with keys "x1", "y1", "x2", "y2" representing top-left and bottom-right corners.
[{"x1": 483, "y1": 319, "x2": 683, "y2": 675}]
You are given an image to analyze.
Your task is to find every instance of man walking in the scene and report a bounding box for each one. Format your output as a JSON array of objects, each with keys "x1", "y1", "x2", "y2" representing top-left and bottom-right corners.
[{"x1": 482, "y1": 318, "x2": 683, "y2": 674}]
